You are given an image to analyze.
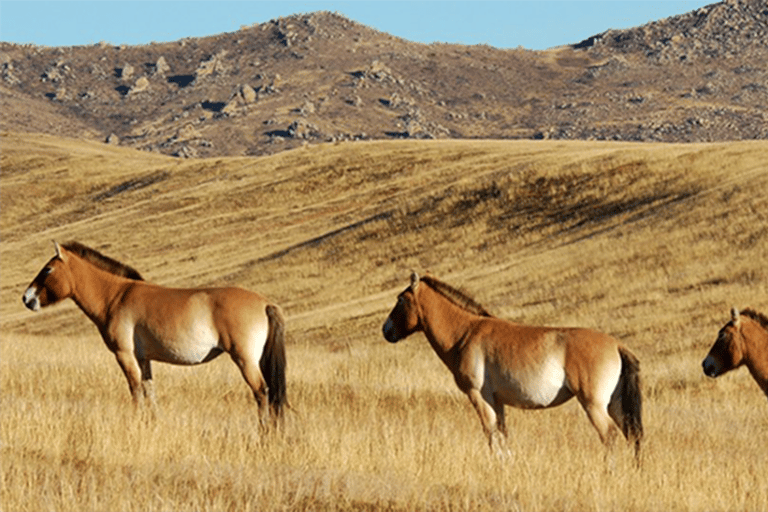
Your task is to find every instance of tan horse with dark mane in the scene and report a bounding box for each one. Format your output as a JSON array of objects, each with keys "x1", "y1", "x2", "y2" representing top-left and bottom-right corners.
[
  {"x1": 23, "y1": 241, "x2": 287, "y2": 423},
  {"x1": 383, "y1": 273, "x2": 643, "y2": 458},
  {"x1": 703, "y1": 307, "x2": 768, "y2": 400}
]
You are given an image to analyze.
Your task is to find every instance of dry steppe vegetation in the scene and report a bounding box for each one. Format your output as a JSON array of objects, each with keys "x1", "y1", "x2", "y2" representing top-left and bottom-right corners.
[{"x1": 2, "y1": 131, "x2": 767, "y2": 511}]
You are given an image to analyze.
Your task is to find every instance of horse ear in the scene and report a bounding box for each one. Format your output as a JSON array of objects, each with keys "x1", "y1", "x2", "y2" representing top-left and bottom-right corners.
[
  {"x1": 731, "y1": 307, "x2": 740, "y2": 325},
  {"x1": 53, "y1": 241, "x2": 67, "y2": 262},
  {"x1": 410, "y1": 272, "x2": 420, "y2": 290}
]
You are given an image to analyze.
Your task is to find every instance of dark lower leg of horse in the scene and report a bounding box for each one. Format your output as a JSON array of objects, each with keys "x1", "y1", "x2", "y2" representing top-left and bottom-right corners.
[
  {"x1": 125, "y1": 387, "x2": 157, "y2": 424},
  {"x1": 492, "y1": 399, "x2": 508, "y2": 436},
  {"x1": 141, "y1": 380, "x2": 159, "y2": 418},
  {"x1": 139, "y1": 360, "x2": 156, "y2": 405},
  {"x1": 488, "y1": 430, "x2": 510, "y2": 458},
  {"x1": 124, "y1": 378, "x2": 148, "y2": 410},
  {"x1": 252, "y1": 388, "x2": 276, "y2": 431}
]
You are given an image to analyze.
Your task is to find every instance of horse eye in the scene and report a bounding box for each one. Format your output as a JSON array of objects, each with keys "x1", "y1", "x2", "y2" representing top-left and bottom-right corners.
[{"x1": 42, "y1": 267, "x2": 53, "y2": 277}]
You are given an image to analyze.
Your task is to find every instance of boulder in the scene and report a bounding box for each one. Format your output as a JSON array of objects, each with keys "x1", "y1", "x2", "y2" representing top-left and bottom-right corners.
[
  {"x1": 154, "y1": 56, "x2": 170, "y2": 75},
  {"x1": 129, "y1": 76, "x2": 150, "y2": 94}
]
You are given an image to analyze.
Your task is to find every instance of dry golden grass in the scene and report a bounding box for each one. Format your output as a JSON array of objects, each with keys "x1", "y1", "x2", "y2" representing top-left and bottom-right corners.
[{"x1": 2, "y1": 131, "x2": 767, "y2": 511}]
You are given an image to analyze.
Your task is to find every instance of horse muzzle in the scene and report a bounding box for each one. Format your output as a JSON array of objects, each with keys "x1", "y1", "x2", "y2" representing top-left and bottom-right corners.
[
  {"x1": 382, "y1": 319, "x2": 401, "y2": 343},
  {"x1": 702, "y1": 357, "x2": 719, "y2": 378},
  {"x1": 22, "y1": 287, "x2": 41, "y2": 311}
]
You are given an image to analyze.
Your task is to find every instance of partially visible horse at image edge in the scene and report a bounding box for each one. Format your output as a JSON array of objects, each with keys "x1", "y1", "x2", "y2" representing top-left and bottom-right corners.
[
  {"x1": 22, "y1": 241, "x2": 287, "y2": 423},
  {"x1": 703, "y1": 307, "x2": 768, "y2": 400},
  {"x1": 383, "y1": 272, "x2": 643, "y2": 459}
]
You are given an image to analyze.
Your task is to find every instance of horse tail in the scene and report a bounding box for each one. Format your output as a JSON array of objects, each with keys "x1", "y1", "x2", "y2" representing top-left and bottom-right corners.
[
  {"x1": 616, "y1": 345, "x2": 643, "y2": 459},
  {"x1": 261, "y1": 304, "x2": 287, "y2": 417}
]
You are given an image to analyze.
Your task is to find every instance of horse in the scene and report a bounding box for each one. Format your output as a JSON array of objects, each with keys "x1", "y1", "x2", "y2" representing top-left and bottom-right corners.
[
  {"x1": 22, "y1": 241, "x2": 287, "y2": 424},
  {"x1": 702, "y1": 307, "x2": 768, "y2": 400},
  {"x1": 382, "y1": 272, "x2": 643, "y2": 458}
]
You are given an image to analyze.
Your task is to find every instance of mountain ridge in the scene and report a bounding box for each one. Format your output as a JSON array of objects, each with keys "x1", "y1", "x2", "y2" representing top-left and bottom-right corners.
[{"x1": 1, "y1": 1, "x2": 766, "y2": 158}]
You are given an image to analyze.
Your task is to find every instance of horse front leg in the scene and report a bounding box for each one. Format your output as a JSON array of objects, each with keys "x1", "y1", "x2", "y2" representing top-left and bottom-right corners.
[
  {"x1": 466, "y1": 388, "x2": 508, "y2": 456},
  {"x1": 114, "y1": 349, "x2": 145, "y2": 407}
]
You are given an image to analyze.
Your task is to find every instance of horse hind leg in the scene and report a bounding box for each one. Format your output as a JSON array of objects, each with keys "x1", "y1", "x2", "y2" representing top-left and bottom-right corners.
[
  {"x1": 231, "y1": 353, "x2": 271, "y2": 428},
  {"x1": 139, "y1": 358, "x2": 158, "y2": 415},
  {"x1": 582, "y1": 400, "x2": 618, "y2": 448},
  {"x1": 492, "y1": 395, "x2": 507, "y2": 436}
]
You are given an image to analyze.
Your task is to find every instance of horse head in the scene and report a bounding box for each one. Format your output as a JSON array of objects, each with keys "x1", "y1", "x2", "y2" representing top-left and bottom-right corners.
[
  {"x1": 382, "y1": 272, "x2": 422, "y2": 343},
  {"x1": 703, "y1": 307, "x2": 745, "y2": 378},
  {"x1": 22, "y1": 241, "x2": 75, "y2": 311}
]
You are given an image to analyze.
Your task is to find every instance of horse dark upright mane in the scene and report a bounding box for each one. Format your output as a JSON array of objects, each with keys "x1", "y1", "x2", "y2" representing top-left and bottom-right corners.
[
  {"x1": 62, "y1": 241, "x2": 144, "y2": 281},
  {"x1": 419, "y1": 275, "x2": 493, "y2": 317},
  {"x1": 741, "y1": 309, "x2": 768, "y2": 331}
]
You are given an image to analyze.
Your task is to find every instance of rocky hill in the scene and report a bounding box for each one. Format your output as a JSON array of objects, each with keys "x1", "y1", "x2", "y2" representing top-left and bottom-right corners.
[{"x1": 1, "y1": 0, "x2": 766, "y2": 157}]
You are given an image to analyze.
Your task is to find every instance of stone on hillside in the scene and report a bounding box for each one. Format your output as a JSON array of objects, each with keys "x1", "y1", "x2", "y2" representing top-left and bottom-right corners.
[
  {"x1": 154, "y1": 56, "x2": 170, "y2": 75},
  {"x1": 175, "y1": 124, "x2": 201, "y2": 141},
  {"x1": 2, "y1": 58, "x2": 20, "y2": 85},
  {"x1": 222, "y1": 84, "x2": 258, "y2": 114},
  {"x1": 367, "y1": 59, "x2": 392, "y2": 79},
  {"x1": 174, "y1": 145, "x2": 198, "y2": 158},
  {"x1": 54, "y1": 86, "x2": 70, "y2": 101},
  {"x1": 287, "y1": 118, "x2": 319, "y2": 139},
  {"x1": 41, "y1": 66, "x2": 62, "y2": 83},
  {"x1": 129, "y1": 76, "x2": 149, "y2": 94},
  {"x1": 120, "y1": 63, "x2": 134, "y2": 79},
  {"x1": 298, "y1": 99, "x2": 315, "y2": 116},
  {"x1": 240, "y1": 84, "x2": 257, "y2": 103},
  {"x1": 345, "y1": 95, "x2": 363, "y2": 107},
  {"x1": 195, "y1": 50, "x2": 229, "y2": 80}
]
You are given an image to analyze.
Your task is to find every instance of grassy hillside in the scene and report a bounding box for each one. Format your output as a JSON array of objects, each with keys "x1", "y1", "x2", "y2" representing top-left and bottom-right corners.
[{"x1": 2, "y1": 132, "x2": 767, "y2": 511}]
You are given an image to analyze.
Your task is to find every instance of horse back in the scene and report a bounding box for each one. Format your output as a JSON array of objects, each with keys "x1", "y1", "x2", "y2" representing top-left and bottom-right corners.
[{"x1": 473, "y1": 318, "x2": 619, "y2": 365}]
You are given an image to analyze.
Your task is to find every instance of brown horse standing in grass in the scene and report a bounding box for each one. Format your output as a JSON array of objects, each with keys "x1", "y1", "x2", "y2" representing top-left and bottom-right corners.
[
  {"x1": 383, "y1": 273, "x2": 643, "y2": 458},
  {"x1": 22, "y1": 241, "x2": 287, "y2": 424},
  {"x1": 703, "y1": 307, "x2": 768, "y2": 400}
]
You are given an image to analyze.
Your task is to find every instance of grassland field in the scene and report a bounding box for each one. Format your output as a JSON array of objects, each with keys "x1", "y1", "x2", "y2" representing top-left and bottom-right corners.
[{"x1": 1, "y1": 132, "x2": 767, "y2": 511}]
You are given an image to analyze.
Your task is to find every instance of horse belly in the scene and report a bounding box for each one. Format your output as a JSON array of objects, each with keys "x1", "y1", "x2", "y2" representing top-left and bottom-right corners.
[
  {"x1": 136, "y1": 318, "x2": 223, "y2": 365},
  {"x1": 493, "y1": 357, "x2": 571, "y2": 409}
]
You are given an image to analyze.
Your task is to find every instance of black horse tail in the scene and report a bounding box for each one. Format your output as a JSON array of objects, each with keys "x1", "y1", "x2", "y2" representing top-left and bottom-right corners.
[
  {"x1": 261, "y1": 304, "x2": 287, "y2": 417},
  {"x1": 616, "y1": 345, "x2": 644, "y2": 461}
]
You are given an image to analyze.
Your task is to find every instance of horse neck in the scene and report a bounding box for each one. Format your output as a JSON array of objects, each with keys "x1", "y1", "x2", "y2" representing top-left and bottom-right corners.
[
  {"x1": 67, "y1": 255, "x2": 131, "y2": 328},
  {"x1": 416, "y1": 285, "x2": 477, "y2": 363},
  {"x1": 741, "y1": 318, "x2": 768, "y2": 383}
]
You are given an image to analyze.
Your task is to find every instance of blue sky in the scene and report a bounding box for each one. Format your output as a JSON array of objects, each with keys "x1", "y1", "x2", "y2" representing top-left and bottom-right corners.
[{"x1": 1, "y1": 1, "x2": 709, "y2": 50}]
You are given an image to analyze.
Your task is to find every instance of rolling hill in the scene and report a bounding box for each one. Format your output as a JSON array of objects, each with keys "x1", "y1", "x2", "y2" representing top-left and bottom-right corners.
[
  {"x1": 2, "y1": 131, "x2": 767, "y2": 511},
  {"x1": 2, "y1": 132, "x2": 766, "y2": 352}
]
